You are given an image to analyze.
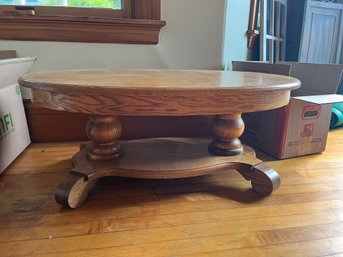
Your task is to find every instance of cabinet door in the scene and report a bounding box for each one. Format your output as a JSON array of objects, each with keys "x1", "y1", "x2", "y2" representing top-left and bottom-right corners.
[{"x1": 299, "y1": 0, "x2": 343, "y2": 64}]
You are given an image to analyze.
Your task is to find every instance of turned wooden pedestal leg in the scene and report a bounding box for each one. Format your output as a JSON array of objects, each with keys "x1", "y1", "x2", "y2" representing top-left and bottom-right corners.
[
  {"x1": 86, "y1": 115, "x2": 122, "y2": 161},
  {"x1": 55, "y1": 115, "x2": 123, "y2": 208},
  {"x1": 209, "y1": 114, "x2": 280, "y2": 195},
  {"x1": 55, "y1": 114, "x2": 280, "y2": 209},
  {"x1": 208, "y1": 114, "x2": 244, "y2": 156}
]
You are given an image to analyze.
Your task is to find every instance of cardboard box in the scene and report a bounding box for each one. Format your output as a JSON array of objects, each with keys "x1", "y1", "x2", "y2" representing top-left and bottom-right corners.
[
  {"x1": 0, "y1": 57, "x2": 36, "y2": 174},
  {"x1": 233, "y1": 61, "x2": 343, "y2": 159}
]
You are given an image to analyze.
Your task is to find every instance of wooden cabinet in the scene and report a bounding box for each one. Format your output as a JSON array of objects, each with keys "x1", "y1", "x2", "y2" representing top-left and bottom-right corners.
[{"x1": 299, "y1": 0, "x2": 343, "y2": 64}]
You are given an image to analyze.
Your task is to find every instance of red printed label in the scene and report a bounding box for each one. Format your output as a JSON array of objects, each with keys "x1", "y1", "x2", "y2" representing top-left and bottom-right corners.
[
  {"x1": 302, "y1": 105, "x2": 321, "y2": 120},
  {"x1": 301, "y1": 123, "x2": 314, "y2": 137}
]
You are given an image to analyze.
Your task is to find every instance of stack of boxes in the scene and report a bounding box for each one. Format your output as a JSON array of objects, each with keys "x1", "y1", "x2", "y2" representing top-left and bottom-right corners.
[{"x1": 233, "y1": 61, "x2": 343, "y2": 159}]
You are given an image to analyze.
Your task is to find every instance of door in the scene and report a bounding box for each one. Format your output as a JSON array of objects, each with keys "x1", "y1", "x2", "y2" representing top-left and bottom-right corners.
[{"x1": 299, "y1": 0, "x2": 343, "y2": 64}]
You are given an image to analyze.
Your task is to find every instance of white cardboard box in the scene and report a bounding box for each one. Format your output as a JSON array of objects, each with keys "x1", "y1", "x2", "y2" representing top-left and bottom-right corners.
[
  {"x1": 233, "y1": 61, "x2": 343, "y2": 159},
  {"x1": 0, "y1": 57, "x2": 36, "y2": 174}
]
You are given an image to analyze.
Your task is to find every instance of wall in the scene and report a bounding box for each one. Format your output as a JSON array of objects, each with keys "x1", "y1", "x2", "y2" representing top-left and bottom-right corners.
[
  {"x1": 0, "y1": 0, "x2": 226, "y2": 98},
  {"x1": 222, "y1": 0, "x2": 251, "y2": 70}
]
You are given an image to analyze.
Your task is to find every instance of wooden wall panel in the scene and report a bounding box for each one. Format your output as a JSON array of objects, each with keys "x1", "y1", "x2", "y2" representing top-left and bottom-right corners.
[
  {"x1": 24, "y1": 101, "x2": 213, "y2": 143},
  {"x1": 0, "y1": 50, "x2": 16, "y2": 60}
]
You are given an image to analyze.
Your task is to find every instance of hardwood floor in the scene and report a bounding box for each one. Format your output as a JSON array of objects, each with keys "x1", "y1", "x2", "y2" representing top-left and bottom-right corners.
[{"x1": 1, "y1": 128, "x2": 343, "y2": 257}]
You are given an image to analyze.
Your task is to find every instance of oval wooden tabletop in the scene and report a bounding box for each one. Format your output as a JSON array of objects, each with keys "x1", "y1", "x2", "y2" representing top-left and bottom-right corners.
[
  {"x1": 20, "y1": 69, "x2": 299, "y2": 91},
  {"x1": 19, "y1": 69, "x2": 301, "y2": 116}
]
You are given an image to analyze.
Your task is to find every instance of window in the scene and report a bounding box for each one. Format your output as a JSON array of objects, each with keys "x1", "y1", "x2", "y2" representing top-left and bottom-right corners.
[
  {"x1": 260, "y1": 0, "x2": 287, "y2": 62},
  {"x1": 0, "y1": 0, "x2": 165, "y2": 44},
  {"x1": 0, "y1": 0, "x2": 129, "y2": 18},
  {"x1": 4, "y1": 0, "x2": 123, "y2": 9}
]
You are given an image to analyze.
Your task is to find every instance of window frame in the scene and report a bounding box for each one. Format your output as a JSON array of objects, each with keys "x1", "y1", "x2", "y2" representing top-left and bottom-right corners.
[
  {"x1": 260, "y1": 0, "x2": 287, "y2": 62},
  {"x1": 0, "y1": 0, "x2": 165, "y2": 44}
]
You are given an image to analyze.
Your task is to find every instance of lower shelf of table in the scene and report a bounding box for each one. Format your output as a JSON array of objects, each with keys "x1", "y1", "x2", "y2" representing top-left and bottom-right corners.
[{"x1": 55, "y1": 137, "x2": 281, "y2": 208}]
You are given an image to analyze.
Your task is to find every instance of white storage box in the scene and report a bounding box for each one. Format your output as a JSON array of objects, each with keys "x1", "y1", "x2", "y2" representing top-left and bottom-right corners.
[{"x1": 0, "y1": 57, "x2": 36, "y2": 174}]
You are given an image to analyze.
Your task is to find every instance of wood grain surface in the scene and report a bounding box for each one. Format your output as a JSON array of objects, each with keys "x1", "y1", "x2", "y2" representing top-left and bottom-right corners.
[
  {"x1": 1, "y1": 128, "x2": 343, "y2": 256},
  {"x1": 209, "y1": 114, "x2": 245, "y2": 156},
  {"x1": 85, "y1": 116, "x2": 122, "y2": 161},
  {"x1": 71, "y1": 138, "x2": 259, "y2": 179},
  {"x1": 19, "y1": 69, "x2": 299, "y2": 90},
  {"x1": 19, "y1": 69, "x2": 300, "y2": 115},
  {"x1": 23, "y1": 101, "x2": 215, "y2": 142},
  {"x1": 0, "y1": 0, "x2": 165, "y2": 44}
]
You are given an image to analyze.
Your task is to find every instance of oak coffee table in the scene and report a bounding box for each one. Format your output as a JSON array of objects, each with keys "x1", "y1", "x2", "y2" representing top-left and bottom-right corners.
[{"x1": 19, "y1": 69, "x2": 300, "y2": 208}]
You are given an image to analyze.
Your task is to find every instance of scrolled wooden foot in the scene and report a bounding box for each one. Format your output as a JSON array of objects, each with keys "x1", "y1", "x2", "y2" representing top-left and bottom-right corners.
[
  {"x1": 237, "y1": 162, "x2": 280, "y2": 195},
  {"x1": 250, "y1": 163, "x2": 280, "y2": 195},
  {"x1": 55, "y1": 173, "x2": 94, "y2": 208}
]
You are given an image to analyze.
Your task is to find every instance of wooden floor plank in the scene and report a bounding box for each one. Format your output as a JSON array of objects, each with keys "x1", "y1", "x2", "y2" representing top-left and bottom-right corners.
[
  {"x1": 1, "y1": 205, "x2": 343, "y2": 243},
  {"x1": 0, "y1": 128, "x2": 343, "y2": 256},
  {"x1": 181, "y1": 237, "x2": 343, "y2": 257},
  {"x1": 11, "y1": 227, "x2": 343, "y2": 257}
]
